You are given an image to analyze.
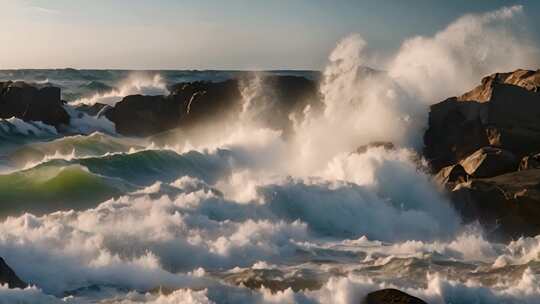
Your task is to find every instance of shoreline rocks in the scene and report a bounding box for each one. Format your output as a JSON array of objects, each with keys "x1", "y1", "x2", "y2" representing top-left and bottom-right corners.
[
  {"x1": 98, "y1": 75, "x2": 320, "y2": 137},
  {"x1": 0, "y1": 81, "x2": 70, "y2": 128},
  {"x1": 425, "y1": 69, "x2": 540, "y2": 241}
]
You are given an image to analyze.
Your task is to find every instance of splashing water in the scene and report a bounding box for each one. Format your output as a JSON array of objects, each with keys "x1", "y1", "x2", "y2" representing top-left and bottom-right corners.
[{"x1": 1, "y1": 5, "x2": 540, "y2": 304}]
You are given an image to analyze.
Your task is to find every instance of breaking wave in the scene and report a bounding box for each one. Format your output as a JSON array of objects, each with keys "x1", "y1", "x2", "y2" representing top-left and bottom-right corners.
[{"x1": 0, "y1": 5, "x2": 539, "y2": 304}]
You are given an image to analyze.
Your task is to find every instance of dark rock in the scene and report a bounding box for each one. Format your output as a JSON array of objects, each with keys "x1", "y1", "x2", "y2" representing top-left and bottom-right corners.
[
  {"x1": 0, "y1": 81, "x2": 70, "y2": 127},
  {"x1": 459, "y1": 147, "x2": 518, "y2": 178},
  {"x1": 0, "y1": 257, "x2": 27, "y2": 289},
  {"x1": 106, "y1": 95, "x2": 180, "y2": 137},
  {"x1": 356, "y1": 142, "x2": 395, "y2": 154},
  {"x1": 170, "y1": 79, "x2": 242, "y2": 128},
  {"x1": 108, "y1": 75, "x2": 321, "y2": 137},
  {"x1": 424, "y1": 69, "x2": 540, "y2": 172},
  {"x1": 434, "y1": 164, "x2": 468, "y2": 190},
  {"x1": 519, "y1": 153, "x2": 540, "y2": 171},
  {"x1": 451, "y1": 169, "x2": 540, "y2": 241},
  {"x1": 363, "y1": 288, "x2": 427, "y2": 304}
]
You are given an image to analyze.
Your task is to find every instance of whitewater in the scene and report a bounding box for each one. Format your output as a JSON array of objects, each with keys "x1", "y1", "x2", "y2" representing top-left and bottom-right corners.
[{"x1": 1, "y1": 5, "x2": 540, "y2": 304}]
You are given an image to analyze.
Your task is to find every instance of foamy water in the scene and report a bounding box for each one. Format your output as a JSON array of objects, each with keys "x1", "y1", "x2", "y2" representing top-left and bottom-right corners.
[{"x1": 0, "y1": 5, "x2": 539, "y2": 304}]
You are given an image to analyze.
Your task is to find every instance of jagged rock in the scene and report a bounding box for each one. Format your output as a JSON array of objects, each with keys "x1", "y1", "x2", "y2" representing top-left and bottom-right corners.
[
  {"x1": 519, "y1": 153, "x2": 540, "y2": 171},
  {"x1": 362, "y1": 288, "x2": 427, "y2": 304},
  {"x1": 459, "y1": 147, "x2": 518, "y2": 178},
  {"x1": 424, "y1": 69, "x2": 540, "y2": 172},
  {"x1": 0, "y1": 257, "x2": 27, "y2": 289},
  {"x1": 0, "y1": 81, "x2": 70, "y2": 127},
  {"x1": 451, "y1": 169, "x2": 540, "y2": 241},
  {"x1": 434, "y1": 164, "x2": 468, "y2": 190}
]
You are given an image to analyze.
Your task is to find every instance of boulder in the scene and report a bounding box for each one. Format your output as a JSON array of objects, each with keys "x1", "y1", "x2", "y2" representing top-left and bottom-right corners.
[
  {"x1": 451, "y1": 169, "x2": 540, "y2": 241},
  {"x1": 105, "y1": 95, "x2": 180, "y2": 137},
  {"x1": 459, "y1": 147, "x2": 518, "y2": 178},
  {"x1": 0, "y1": 81, "x2": 70, "y2": 127},
  {"x1": 0, "y1": 257, "x2": 27, "y2": 289},
  {"x1": 169, "y1": 79, "x2": 242, "y2": 128},
  {"x1": 362, "y1": 288, "x2": 427, "y2": 304},
  {"x1": 424, "y1": 69, "x2": 540, "y2": 172},
  {"x1": 519, "y1": 153, "x2": 540, "y2": 171}
]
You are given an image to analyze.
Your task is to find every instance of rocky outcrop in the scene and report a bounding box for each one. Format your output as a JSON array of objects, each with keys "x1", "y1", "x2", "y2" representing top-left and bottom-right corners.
[
  {"x1": 434, "y1": 164, "x2": 468, "y2": 190},
  {"x1": 459, "y1": 147, "x2": 518, "y2": 178},
  {"x1": 426, "y1": 69, "x2": 540, "y2": 240},
  {"x1": 104, "y1": 95, "x2": 181, "y2": 137},
  {"x1": 424, "y1": 69, "x2": 540, "y2": 172},
  {"x1": 0, "y1": 81, "x2": 70, "y2": 127},
  {"x1": 451, "y1": 169, "x2": 540, "y2": 241},
  {"x1": 106, "y1": 75, "x2": 321, "y2": 137},
  {"x1": 0, "y1": 257, "x2": 27, "y2": 289},
  {"x1": 362, "y1": 289, "x2": 427, "y2": 304}
]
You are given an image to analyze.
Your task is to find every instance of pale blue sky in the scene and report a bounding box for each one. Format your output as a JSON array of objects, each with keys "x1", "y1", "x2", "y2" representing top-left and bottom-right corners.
[{"x1": 0, "y1": 0, "x2": 537, "y2": 69}]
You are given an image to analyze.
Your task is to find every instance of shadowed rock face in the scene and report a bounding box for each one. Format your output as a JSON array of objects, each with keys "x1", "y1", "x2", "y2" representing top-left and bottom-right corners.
[
  {"x1": 362, "y1": 288, "x2": 427, "y2": 304},
  {"x1": 451, "y1": 169, "x2": 540, "y2": 241},
  {"x1": 459, "y1": 147, "x2": 518, "y2": 178},
  {"x1": 0, "y1": 257, "x2": 27, "y2": 289},
  {"x1": 106, "y1": 75, "x2": 321, "y2": 137},
  {"x1": 426, "y1": 69, "x2": 540, "y2": 241},
  {"x1": 424, "y1": 69, "x2": 540, "y2": 172},
  {"x1": 0, "y1": 81, "x2": 70, "y2": 127}
]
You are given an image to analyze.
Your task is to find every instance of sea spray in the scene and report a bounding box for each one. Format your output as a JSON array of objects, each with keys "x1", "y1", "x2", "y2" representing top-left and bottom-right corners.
[{"x1": 0, "y1": 5, "x2": 539, "y2": 304}]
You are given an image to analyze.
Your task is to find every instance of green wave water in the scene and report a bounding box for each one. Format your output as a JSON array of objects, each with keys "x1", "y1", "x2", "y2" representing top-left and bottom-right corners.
[{"x1": 0, "y1": 164, "x2": 124, "y2": 216}]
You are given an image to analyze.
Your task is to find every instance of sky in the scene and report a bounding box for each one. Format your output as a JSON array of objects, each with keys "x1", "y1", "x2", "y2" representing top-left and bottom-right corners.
[{"x1": 0, "y1": 0, "x2": 538, "y2": 70}]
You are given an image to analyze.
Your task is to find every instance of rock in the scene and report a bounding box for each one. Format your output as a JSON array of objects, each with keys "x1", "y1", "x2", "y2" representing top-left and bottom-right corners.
[
  {"x1": 0, "y1": 257, "x2": 27, "y2": 289},
  {"x1": 423, "y1": 97, "x2": 489, "y2": 171},
  {"x1": 356, "y1": 142, "x2": 395, "y2": 154},
  {"x1": 424, "y1": 69, "x2": 540, "y2": 172},
  {"x1": 105, "y1": 95, "x2": 181, "y2": 137},
  {"x1": 108, "y1": 75, "x2": 321, "y2": 137},
  {"x1": 519, "y1": 153, "x2": 540, "y2": 171},
  {"x1": 451, "y1": 169, "x2": 540, "y2": 241},
  {"x1": 362, "y1": 288, "x2": 427, "y2": 304},
  {"x1": 0, "y1": 81, "x2": 70, "y2": 127},
  {"x1": 459, "y1": 147, "x2": 518, "y2": 178},
  {"x1": 169, "y1": 79, "x2": 242, "y2": 128},
  {"x1": 434, "y1": 164, "x2": 468, "y2": 190}
]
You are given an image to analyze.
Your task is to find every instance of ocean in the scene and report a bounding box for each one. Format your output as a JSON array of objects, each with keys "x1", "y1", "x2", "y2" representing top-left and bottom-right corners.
[{"x1": 1, "y1": 6, "x2": 540, "y2": 302}]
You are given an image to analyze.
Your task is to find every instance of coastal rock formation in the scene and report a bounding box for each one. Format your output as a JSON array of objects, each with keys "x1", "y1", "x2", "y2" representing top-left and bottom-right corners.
[
  {"x1": 451, "y1": 169, "x2": 540, "y2": 241},
  {"x1": 426, "y1": 69, "x2": 540, "y2": 240},
  {"x1": 104, "y1": 95, "x2": 181, "y2": 137},
  {"x1": 0, "y1": 81, "x2": 70, "y2": 127},
  {"x1": 458, "y1": 147, "x2": 517, "y2": 178},
  {"x1": 424, "y1": 69, "x2": 540, "y2": 172},
  {"x1": 106, "y1": 75, "x2": 320, "y2": 137},
  {"x1": 362, "y1": 288, "x2": 427, "y2": 304},
  {"x1": 0, "y1": 257, "x2": 27, "y2": 289},
  {"x1": 434, "y1": 164, "x2": 468, "y2": 190}
]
